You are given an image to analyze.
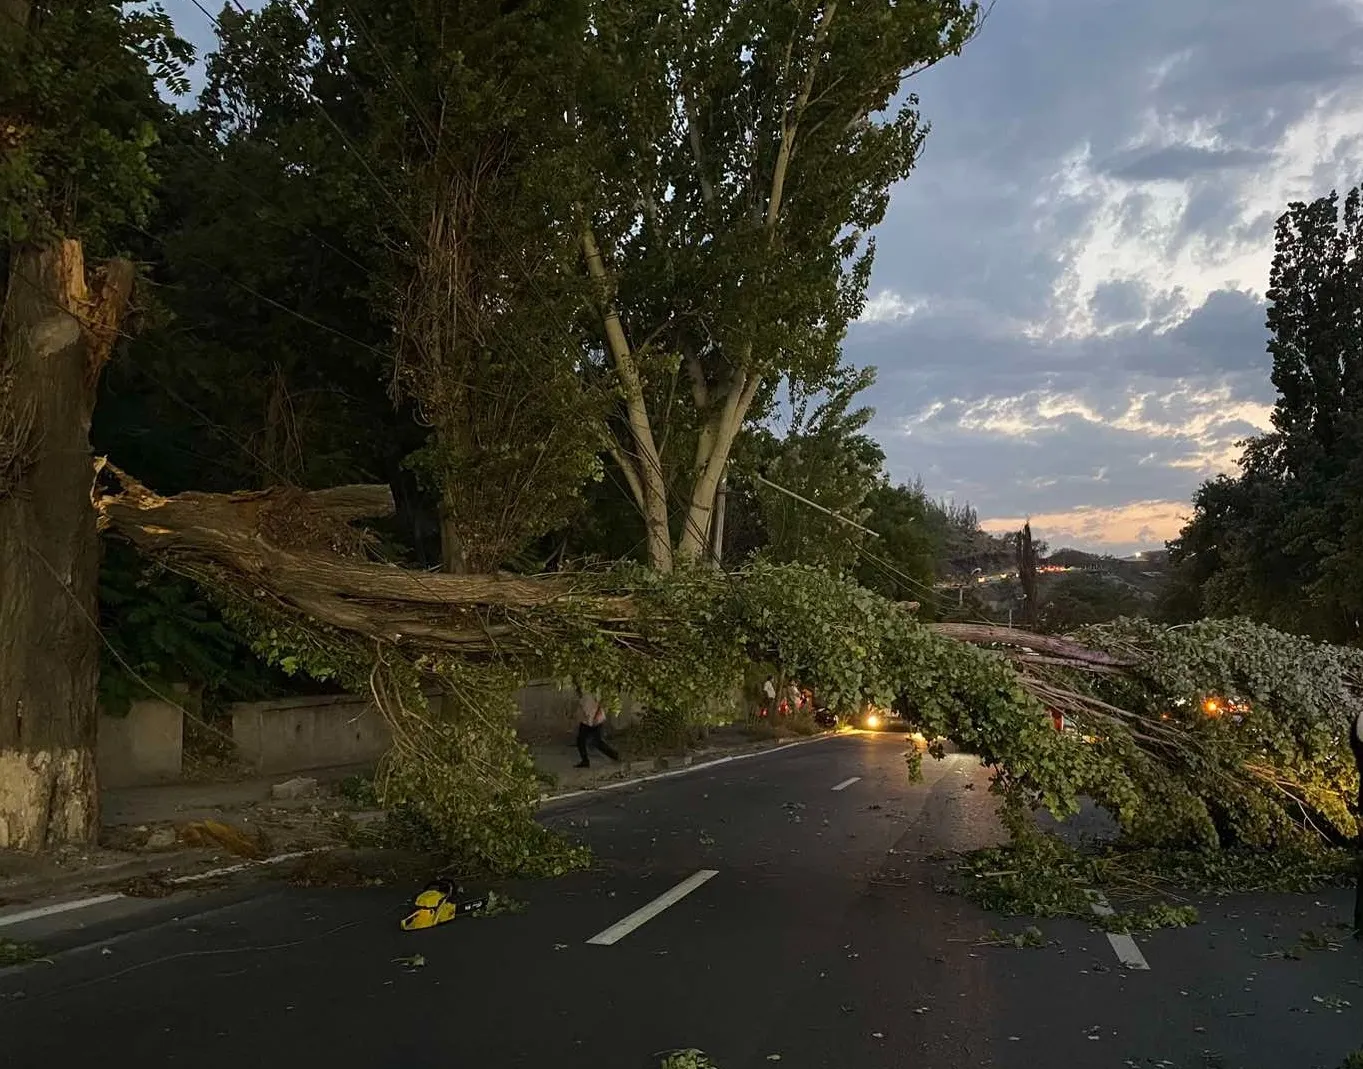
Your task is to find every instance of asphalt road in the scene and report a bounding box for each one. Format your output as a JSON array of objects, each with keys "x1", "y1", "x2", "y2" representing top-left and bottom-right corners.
[{"x1": 1, "y1": 734, "x2": 1359, "y2": 1068}]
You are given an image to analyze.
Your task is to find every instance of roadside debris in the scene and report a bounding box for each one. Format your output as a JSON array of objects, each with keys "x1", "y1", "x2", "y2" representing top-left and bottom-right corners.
[
  {"x1": 144, "y1": 827, "x2": 178, "y2": 850},
  {"x1": 271, "y1": 776, "x2": 319, "y2": 801},
  {"x1": 658, "y1": 1050, "x2": 720, "y2": 1069},
  {"x1": 0, "y1": 938, "x2": 41, "y2": 967},
  {"x1": 179, "y1": 819, "x2": 268, "y2": 860},
  {"x1": 977, "y1": 926, "x2": 1046, "y2": 949}
]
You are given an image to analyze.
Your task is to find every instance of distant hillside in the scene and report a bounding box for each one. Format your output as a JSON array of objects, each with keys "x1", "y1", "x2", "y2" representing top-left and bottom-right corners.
[{"x1": 1043, "y1": 547, "x2": 1169, "y2": 598}]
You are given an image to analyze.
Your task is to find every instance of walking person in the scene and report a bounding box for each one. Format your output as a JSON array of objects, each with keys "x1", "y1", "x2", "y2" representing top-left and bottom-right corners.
[
  {"x1": 760, "y1": 676, "x2": 777, "y2": 718},
  {"x1": 574, "y1": 681, "x2": 620, "y2": 769}
]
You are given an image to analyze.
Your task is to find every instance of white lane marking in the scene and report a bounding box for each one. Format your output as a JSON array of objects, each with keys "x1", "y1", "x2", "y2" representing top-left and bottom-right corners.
[
  {"x1": 166, "y1": 849, "x2": 320, "y2": 885},
  {"x1": 1089, "y1": 894, "x2": 1151, "y2": 970},
  {"x1": 0, "y1": 893, "x2": 125, "y2": 929},
  {"x1": 831, "y1": 776, "x2": 861, "y2": 791},
  {"x1": 0, "y1": 849, "x2": 327, "y2": 929},
  {"x1": 541, "y1": 732, "x2": 846, "y2": 805},
  {"x1": 586, "y1": 869, "x2": 719, "y2": 946}
]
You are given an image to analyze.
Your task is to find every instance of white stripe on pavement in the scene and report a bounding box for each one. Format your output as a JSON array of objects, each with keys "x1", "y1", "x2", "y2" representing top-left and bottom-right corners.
[
  {"x1": 0, "y1": 849, "x2": 326, "y2": 930},
  {"x1": 586, "y1": 869, "x2": 719, "y2": 946},
  {"x1": 541, "y1": 732, "x2": 845, "y2": 806},
  {"x1": 831, "y1": 776, "x2": 861, "y2": 791},
  {"x1": 165, "y1": 849, "x2": 319, "y2": 885},
  {"x1": 0, "y1": 893, "x2": 125, "y2": 929},
  {"x1": 1089, "y1": 894, "x2": 1151, "y2": 970}
]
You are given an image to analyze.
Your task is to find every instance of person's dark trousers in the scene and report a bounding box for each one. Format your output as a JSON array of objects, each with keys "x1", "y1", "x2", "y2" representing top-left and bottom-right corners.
[{"x1": 576, "y1": 723, "x2": 620, "y2": 766}]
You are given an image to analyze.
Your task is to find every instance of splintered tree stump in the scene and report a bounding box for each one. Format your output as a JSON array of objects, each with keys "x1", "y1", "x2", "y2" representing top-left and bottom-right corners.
[{"x1": 1, "y1": 241, "x2": 133, "y2": 850}]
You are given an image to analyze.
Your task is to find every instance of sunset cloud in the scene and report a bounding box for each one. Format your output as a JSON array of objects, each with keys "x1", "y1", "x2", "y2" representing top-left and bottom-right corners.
[
  {"x1": 980, "y1": 501, "x2": 1194, "y2": 552},
  {"x1": 842, "y1": 0, "x2": 1363, "y2": 553}
]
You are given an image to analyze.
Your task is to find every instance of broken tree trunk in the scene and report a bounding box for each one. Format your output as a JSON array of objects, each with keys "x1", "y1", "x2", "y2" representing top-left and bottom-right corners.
[
  {"x1": 94, "y1": 471, "x2": 1137, "y2": 683},
  {"x1": 0, "y1": 240, "x2": 133, "y2": 850},
  {"x1": 94, "y1": 467, "x2": 636, "y2": 652}
]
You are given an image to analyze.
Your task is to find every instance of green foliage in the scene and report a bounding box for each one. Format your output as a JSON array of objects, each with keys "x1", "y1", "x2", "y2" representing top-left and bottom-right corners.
[
  {"x1": 1096, "y1": 903, "x2": 1199, "y2": 934},
  {"x1": 857, "y1": 482, "x2": 939, "y2": 608},
  {"x1": 0, "y1": 937, "x2": 41, "y2": 966},
  {"x1": 659, "y1": 1052, "x2": 721, "y2": 1069},
  {"x1": 1168, "y1": 185, "x2": 1363, "y2": 643},
  {"x1": 584, "y1": 0, "x2": 981, "y2": 386},
  {"x1": 337, "y1": 774, "x2": 380, "y2": 809},
  {"x1": 1038, "y1": 572, "x2": 1147, "y2": 633},
  {"x1": 97, "y1": 540, "x2": 279, "y2": 714},
  {"x1": 981, "y1": 925, "x2": 1046, "y2": 948},
  {"x1": 159, "y1": 522, "x2": 1361, "y2": 878},
  {"x1": 207, "y1": 571, "x2": 588, "y2": 876},
  {"x1": 749, "y1": 368, "x2": 885, "y2": 571},
  {"x1": 955, "y1": 832, "x2": 1353, "y2": 924},
  {"x1": 1074, "y1": 616, "x2": 1362, "y2": 848},
  {"x1": 0, "y1": 1, "x2": 190, "y2": 251},
  {"x1": 1338, "y1": 1051, "x2": 1363, "y2": 1069}
]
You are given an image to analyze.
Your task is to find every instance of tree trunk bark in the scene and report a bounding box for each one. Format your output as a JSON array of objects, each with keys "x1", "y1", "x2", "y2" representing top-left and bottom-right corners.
[
  {"x1": 580, "y1": 227, "x2": 672, "y2": 572},
  {"x1": 0, "y1": 240, "x2": 133, "y2": 850},
  {"x1": 709, "y1": 465, "x2": 727, "y2": 569},
  {"x1": 674, "y1": 373, "x2": 761, "y2": 565},
  {"x1": 438, "y1": 488, "x2": 470, "y2": 574}
]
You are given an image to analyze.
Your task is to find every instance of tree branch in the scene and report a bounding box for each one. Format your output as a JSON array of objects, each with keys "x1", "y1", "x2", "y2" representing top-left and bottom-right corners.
[{"x1": 766, "y1": 0, "x2": 838, "y2": 234}]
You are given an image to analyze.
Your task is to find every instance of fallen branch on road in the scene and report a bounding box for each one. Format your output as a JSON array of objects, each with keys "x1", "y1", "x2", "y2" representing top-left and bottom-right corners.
[{"x1": 95, "y1": 470, "x2": 1363, "y2": 872}]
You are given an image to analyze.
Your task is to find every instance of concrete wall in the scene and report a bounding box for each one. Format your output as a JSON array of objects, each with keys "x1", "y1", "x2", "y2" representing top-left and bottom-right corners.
[
  {"x1": 230, "y1": 692, "x2": 393, "y2": 775},
  {"x1": 97, "y1": 697, "x2": 184, "y2": 788},
  {"x1": 97, "y1": 680, "x2": 665, "y2": 784},
  {"x1": 227, "y1": 680, "x2": 630, "y2": 775}
]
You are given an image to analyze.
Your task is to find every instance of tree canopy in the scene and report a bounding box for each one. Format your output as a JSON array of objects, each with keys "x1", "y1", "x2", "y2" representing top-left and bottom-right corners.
[
  {"x1": 2, "y1": 1, "x2": 1359, "y2": 876},
  {"x1": 1166, "y1": 185, "x2": 1363, "y2": 645}
]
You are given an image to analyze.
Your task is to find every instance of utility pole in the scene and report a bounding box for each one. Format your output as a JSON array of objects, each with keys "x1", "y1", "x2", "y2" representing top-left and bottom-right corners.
[{"x1": 709, "y1": 465, "x2": 728, "y2": 569}]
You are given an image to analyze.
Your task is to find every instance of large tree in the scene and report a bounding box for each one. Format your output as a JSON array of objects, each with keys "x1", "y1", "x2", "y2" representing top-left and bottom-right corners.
[
  {"x1": 1167, "y1": 185, "x2": 1363, "y2": 644},
  {"x1": 147, "y1": 0, "x2": 606, "y2": 576},
  {"x1": 575, "y1": 0, "x2": 982, "y2": 569},
  {"x1": 0, "y1": 0, "x2": 188, "y2": 848}
]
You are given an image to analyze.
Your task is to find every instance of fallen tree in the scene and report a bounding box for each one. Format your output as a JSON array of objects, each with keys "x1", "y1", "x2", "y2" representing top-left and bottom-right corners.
[{"x1": 94, "y1": 468, "x2": 1363, "y2": 873}]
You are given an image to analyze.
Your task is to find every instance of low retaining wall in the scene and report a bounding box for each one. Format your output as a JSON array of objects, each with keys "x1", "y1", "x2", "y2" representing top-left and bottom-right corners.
[
  {"x1": 230, "y1": 692, "x2": 394, "y2": 775},
  {"x1": 97, "y1": 696, "x2": 184, "y2": 789},
  {"x1": 98, "y1": 679, "x2": 732, "y2": 784}
]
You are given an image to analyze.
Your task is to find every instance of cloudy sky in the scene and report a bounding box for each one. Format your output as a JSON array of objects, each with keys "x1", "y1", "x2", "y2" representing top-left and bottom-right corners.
[
  {"x1": 847, "y1": 0, "x2": 1363, "y2": 553},
  {"x1": 164, "y1": 0, "x2": 1363, "y2": 554}
]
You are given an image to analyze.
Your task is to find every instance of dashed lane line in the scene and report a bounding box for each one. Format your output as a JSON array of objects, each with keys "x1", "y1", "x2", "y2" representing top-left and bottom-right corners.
[
  {"x1": 1089, "y1": 893, "x2": 1151, "y2": 970},
  {"x1": 831, "y1": 776, "x2": 861, "y2": 791},
  {"x1": 585, "y1": 869, "x2": 719, "y2": 946}
]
